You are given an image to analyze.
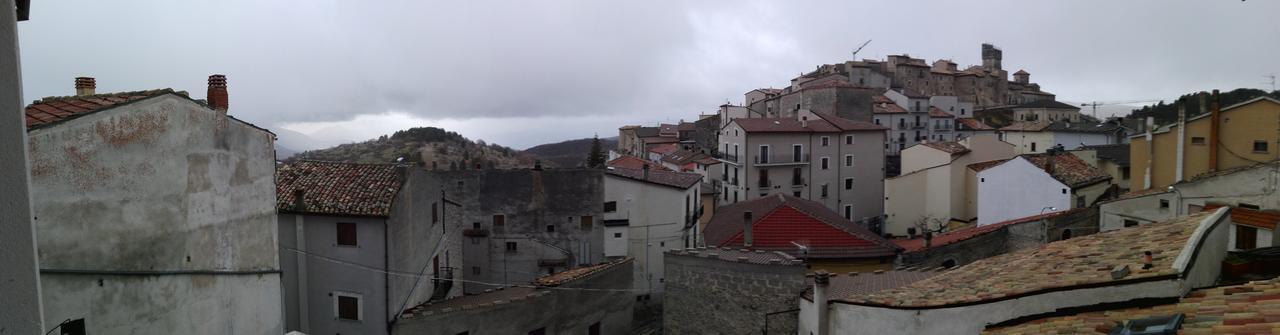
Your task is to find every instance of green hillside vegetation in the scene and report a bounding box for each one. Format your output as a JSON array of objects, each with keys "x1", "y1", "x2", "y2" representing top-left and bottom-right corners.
[
  {"x1": 290, "y1": 127, "x2": 534, "y2": 169},
  {"x1": 1127, "y1": 88, "x2": 1280, "y2": 125}
]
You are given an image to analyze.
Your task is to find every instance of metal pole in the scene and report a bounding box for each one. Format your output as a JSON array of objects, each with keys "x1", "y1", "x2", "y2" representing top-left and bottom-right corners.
[{"x1": 0, "y1": 0, "x2": 45, "y2": 332}]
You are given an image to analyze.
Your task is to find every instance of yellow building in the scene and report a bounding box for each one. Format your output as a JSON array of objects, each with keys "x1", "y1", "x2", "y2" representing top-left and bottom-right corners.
[{"x1": 1130, "y1": 95, "x2": 1280, "y2": 190}]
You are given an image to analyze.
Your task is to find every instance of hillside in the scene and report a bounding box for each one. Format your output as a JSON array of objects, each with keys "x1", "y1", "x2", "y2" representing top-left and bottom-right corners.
[
  {"x1": 289, "y1": 127, "x2": 538, "y2": 169},
  {"x1": 1127, "y1": 88, "x2": 1280, "y2": 125},
  {"x1": 523, "y1": 137, "x2": 618, "y2": 168}
]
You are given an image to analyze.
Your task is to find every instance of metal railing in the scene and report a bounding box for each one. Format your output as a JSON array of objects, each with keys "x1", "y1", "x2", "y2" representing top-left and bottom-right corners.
[
  {"x1": 911, "y1": 122, "x2": 926, "y2": 129},
  {"x1": 714, "y1": 152, "x2": 739, "y2": 163},
  {"x1": 754, "y1": 153, "x2": 810, "y2": 165}
]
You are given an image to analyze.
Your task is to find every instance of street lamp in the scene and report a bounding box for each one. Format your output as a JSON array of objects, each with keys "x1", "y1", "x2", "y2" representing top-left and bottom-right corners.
[{"x1": 1167, "y1": 186, "x2": 1183, "y2": 216}]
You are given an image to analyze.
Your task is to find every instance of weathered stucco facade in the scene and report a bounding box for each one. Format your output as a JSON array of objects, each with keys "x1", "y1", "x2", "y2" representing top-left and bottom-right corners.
[
  {"x1": 28, "y1": 93, "x2": 283, "y2": 333},
  {"x1": 663, "y1": 249, "x2": 806, "y2": 335}
]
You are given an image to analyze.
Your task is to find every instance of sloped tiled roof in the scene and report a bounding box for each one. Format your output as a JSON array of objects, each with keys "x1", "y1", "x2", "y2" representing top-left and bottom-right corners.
[
  {"x1": 605, "y1": 156, "x2": 671, "y2": 171},
  {"x1": 661, "y1": 150, "x2": 710, "y2": 166},
  {"x1": 648, "y1": 143, "x2": 679, "y2": 155},
  {"x1": 893, "y1": 209, "x2": 1083, "y2": 252},
  {"x1": 1022, "y1": 153, "x2": 1112, "y2": 188},
  {"x1": 984, "y1": 277, "x2": 1280, "y2": 334},
  {"x1": 920, "y1": 141, "x2": 970, "y2": 157},
  {"x1": 276, "y1": 161, "x2": 405, "y2": 217},
  {"x1": 25, "y1": 89, "x2": 177, "y2": 130},
  {"x1": 1012, "y1": 99, "x2": 1080, "y2": 110},
  {"x1": 840, "y1": 210, "x2": 1215, "y2": 307},
  {"x1": 999, "y1": 121, "x2": 1052, "y2": 132},
  {"x1": 634, "y1": 126, "x2": 661, "y2": 138},
  {"x1": 734, "y1": 118, "x2": 840, "y2": 133},
  {"x1": 535, "y1": 257, "x2": 634, "y2": 286},
  {"x1": 402, "y1": 258, "x2": 634, "y2": 319},
  {"x1": 665, "y1": 247, "x2": 801, "y2": 266},
  {"x1": 957, "y1": 118, "x2": 994, "y2": 130},
  {"x1": 677, "y1": 122, "x2": 695, "y2": 131},
  {"x1": 1204, "y1": 204, "x2": 1280, "y2": 230},
  {"x1": 873, "y1": 101, "x2": 909, "y2": 114},
  {"x1": 605, "y1": 167, "x2": 701, "y2": 189},
  {"x1": 804, "y1": 269, "x2": 943, "y2": 301},
  {"x1": 812, "y1": 113, "x2": 888, "y2": 131},
  {"x1": 1045, "y1": 121, "x2": 1121, "y2": 134},
  {"x1": 928, "y1": 106, "x2": 955, "y2": 118},
  {"x1": 967, "y1": 158, "x2": 1010, "y2": 172},
  {"x1": 704, "y1": 194, "x2": 901, "y2": 259}
]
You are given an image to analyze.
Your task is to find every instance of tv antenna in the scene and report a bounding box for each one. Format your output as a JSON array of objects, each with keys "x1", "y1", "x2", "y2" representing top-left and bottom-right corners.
[{"x1": 1264, "y1": 74, "x2": 1276, "y2": 91}]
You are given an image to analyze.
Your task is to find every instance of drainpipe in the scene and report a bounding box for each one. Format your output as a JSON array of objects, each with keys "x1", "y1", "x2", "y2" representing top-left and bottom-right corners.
[
  {"x1": 813, "y1": 270, "x2": 831, "y2": 335},
  {"x1": 1209, "y1": 89, "x2": 1220, "y2": 172},
  {"x1": 292, "y1": 190, "x2": 310, "y2": 333},
  {"x1": 1175, "y1": 99, "x2": 1186, "y2": 182},
  {"x1": 1152, "y1": 116, "x2": 1162, "y2": 190}
]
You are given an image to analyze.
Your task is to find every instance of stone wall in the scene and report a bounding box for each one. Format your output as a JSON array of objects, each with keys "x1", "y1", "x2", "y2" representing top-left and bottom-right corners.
[
  {"x1": 393, "y1": 258, "x2": 634, "y2": 335},
  {"x1": 897, "y1": 209, "x2": 1098, "y2": 269},
  {"x1": 663, "y1": 251, "x2": 807, "y2": 335}
]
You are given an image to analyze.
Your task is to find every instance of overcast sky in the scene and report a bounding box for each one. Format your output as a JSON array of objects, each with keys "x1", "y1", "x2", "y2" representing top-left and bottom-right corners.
[{"x1": 16, "y1": 0, "x2": 1280, "y2": 150}]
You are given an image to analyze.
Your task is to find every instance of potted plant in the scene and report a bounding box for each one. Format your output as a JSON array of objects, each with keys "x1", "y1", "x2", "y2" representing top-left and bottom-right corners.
[{"x1": 1223, "y1": 253, "x2": 1251, "y2": 279}]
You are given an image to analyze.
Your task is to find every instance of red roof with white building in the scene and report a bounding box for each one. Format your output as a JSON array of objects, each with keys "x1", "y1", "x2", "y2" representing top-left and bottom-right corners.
[{"x1": 704, "y1": 194, "x2": 900, "y2": 259}]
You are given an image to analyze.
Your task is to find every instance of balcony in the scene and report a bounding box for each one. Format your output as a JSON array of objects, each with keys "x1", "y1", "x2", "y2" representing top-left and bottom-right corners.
[
  {"x1": 791, "y1": 178, "x2": 805, "y2": 188},
  {"x1": 757, "y1": 179, "x2": 771, "y2": 188},
  {"x1": 933, "y1": 124, "x2": 953, "y2": 131},
  {"x1": 897, "y1": 123, "x2": 908, "y2": 130},
  {"x1": 911, "y1": 122, "x2": 926, "y2": 129},
  {"x1": 754, "y1": 153, "x2": 810, "y2": 166},
  {"x1": 462, "y1": 228, "x2": 489, "y2": 237},
  {"x1": 713, "y1": 152, "x2": 740, "y2": 164}
]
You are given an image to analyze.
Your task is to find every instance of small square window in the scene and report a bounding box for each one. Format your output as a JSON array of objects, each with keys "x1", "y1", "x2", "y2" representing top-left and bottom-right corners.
[
  {"x1": 546, "y1": 225, "x2": 555, "y2": 233},
  {"x1": 1254, "y1": 140, "x2": 1269, "y2": 153},
  {"x1": 1190, "y1": 137, "x2": 1206, "y2": 145},
  {"x1": 821, "y1": 137, "x2": 830, "y2": 147},
  {"x1": 845, "y1": 135, "x2": 854, "y2": 145},
  {"x1": 1061, "y1": 188, "x2": 1068, "y2": 194},
  {"x1": 493, "y1": 215, "x2": 505, "y2": 226},
  {"x1": 614, "y1": 233, "x2": 622, "y2": 238},
  {"x1": 472, "y1": 222, "x2": 481, "y2": 229},
  {"x1": 471, "y1": 266, "x2": 481, "y2": 275},
  {"x1": 581, "y1": 216, "x2": 594, "y2": 229},
  {"x1": 604, "y1": 201, "x2": 617, "y2": 213},
  {"x1": 505, "y1": 241, "x2": 518, "y2": 252},
  {"x1": 1124, "y1": 220, "x2": 1139, "y2": 227},
  {"x1": 335, "y1": 292, "x2": 362, "y2": 321},
  {"x1": 336, "y1": 222, "x2": 357, "y2": 246},
  {"x1": 1159, "y1": 199, "x2": 1170, "y2": 209}
]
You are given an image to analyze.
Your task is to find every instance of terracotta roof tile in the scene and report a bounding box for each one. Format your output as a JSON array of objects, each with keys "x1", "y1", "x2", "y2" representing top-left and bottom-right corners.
[
  {"x1": 813, "y1": 113, "x2": 887, "y2": 131},
  {"x1": 665, "y1": 247, "x2": 801, "y2": 266},
  {"x1": 805, "y1": 269, "x2": 943, "y2": 300},
  {"x1": 957, "y1": 118, "x2": 994, "y2": 130},
  {"x1": 733, "y1": 118, "x2": 841, "y2": 133},
  {"x1": 928, "y1": 106, "x2": 955, "y2": 118},
  {"x1": 276, "y1": 160, "x2": 405, "y2": 217},
  {"x1": 535, "y1": 257, "x2": 634, "y2": 286},
  {"x1": 841, "y1": 210, "x2": 1215, "y2": 307},
  {"x1": 999, "y1": 121, "x2": 1052, "y2": 132},
  {"x1": 24, "y1": 89, "x2": 176, "y2": 130},
  {"x1": 873, "y1": 102, "x2": 909, "y2": 114},
  {"x1": 984, "y1": 277, "x2": 1280, "y2": 334},
  {"x1": 704, "y1": 194, "x2": 900, "y2": 259},
  {"x1": 648, "y1": 143, "x2": 679, "y2": 155},
  {"x1": 605, "y1": 156, "x2": 671, "y2": 171},
  {"x1": 920, "y1": 141, "x2": 970, "y2": 156},
  {"x1": 402, "y1": 258, "x2": 634, "y2": 318},
  {"x1": 968, "y1": 158, "x2": 1010, "y2": 172},
  {"x1": 893, "y1": 209, "x2": 1084, "y2": 252},
  {"x1": 1022, "y1": 154, "x2": 1112, "y2": 188},
  {"x1": 605, "y1": 167, "x2": 701, "y2": 189}
]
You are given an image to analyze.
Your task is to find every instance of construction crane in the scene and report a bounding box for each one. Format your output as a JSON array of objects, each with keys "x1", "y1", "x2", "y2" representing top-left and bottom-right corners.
[
  {"x1": 1080, "y1": 99, "x2": 1162, "y2": 119},
  {"x1": 851, "y1": 39, "x2": 872, "y2": 60}
]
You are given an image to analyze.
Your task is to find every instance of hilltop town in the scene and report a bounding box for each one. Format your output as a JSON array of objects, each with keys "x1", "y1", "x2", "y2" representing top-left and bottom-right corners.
[{"x1": 5, "y1": 2, "x2": 1280, "y2": 335}]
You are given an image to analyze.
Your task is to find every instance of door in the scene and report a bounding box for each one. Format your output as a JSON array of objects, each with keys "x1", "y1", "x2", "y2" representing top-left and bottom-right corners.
[{"x1": 1237, "y1": 225, "x2": 1258, "y2": 250}]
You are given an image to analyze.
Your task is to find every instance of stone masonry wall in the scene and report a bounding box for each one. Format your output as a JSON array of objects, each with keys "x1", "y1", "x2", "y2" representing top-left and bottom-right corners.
[{"x1": 663, "y1": 252, "x2": 807, "y2": 335}]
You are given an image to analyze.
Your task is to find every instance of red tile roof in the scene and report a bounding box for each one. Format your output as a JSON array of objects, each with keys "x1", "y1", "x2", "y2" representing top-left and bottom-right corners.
[
  {"x1": 999, "y1": 121, "x2": 1051, "y2": 132},
  {"x1": 276, "y1": 160, "x2": 405, "y2": 217},
  {"x1": 704, "y1": 194, "x2": 900, "y2": 259},
  {"x1": 535, "y1": 257, "x2": 634, "y2": 286},
  {"x1": 1022, "y1": 154, "x2": 1112, "y2": 188},
  {"x1": 605, "y1": 156, "x2": 671, "y2": 171},
  {"x1": 893, "y1": 209, "x2": 1083, "y2": 252},
  {"x1": 734, "y1": 118, "x2": 840, "y2": 133},
  {"x1": 928, "y1": 106, "x2": 955, "y2": 118},
  {"x1": 873, "y1": 102, "x2": 909, "y2": 114},
  {"x1": 873, "y1": 95, "x2": 895, "y2": 104},
  {"x1": 25, "y1": 89, "x2": 177, "y2": 130},
  {"x1": 957, "y1": 118, "x2": 994, "y2": 130},
  {"x1": 804, "y1": 269, "x2": 943, "y2": 301},
  {"x1": 605, "y1": 167, "x2": 702, "y2": 189},
  {"x1": 919, "y1": 141, "x2": 970, "y2": 156},
  {"x1": 967, "y1": 158, "x2": 1010, "y2": 172},
  {"x1": 648, "y1": 143, "x2": 679, "y2": 155},
  {"x1": 813, "y1": 113, "x2": 888, "y2": 131},
  {"x1": 1204, "y1": 204, "x2": 1279, "y2": 230}
]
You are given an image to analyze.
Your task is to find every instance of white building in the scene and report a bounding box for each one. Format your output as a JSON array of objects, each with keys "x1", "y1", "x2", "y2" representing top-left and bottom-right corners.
[
  {"x1": 974, "y1": 153, "x2": 1112, "y2": 225},
  {"x1": 604, "y1": 166, "x2": 702, "y2": 300},
  {"x1": 999, "y1": 121, "x2": 1124, "y2": 154},
  {"x1": 883, "y1": 135, "x2": 1016, "y2": 236}
]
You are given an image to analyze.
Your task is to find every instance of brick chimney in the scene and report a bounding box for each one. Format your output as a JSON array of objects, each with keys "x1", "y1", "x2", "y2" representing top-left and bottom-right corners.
[
  {"x1": 207, "y1": 74, "x2": 228, "y2": 112},
  {"x1": 743, "y1": 210, "x2": 754, "y2": 247},
  {"x1": 292, "y1": 189, "x2": 307, "y2": 211},
  {"x1": 74, "y1": 77, "x2": 95, "y2": 96},
  {"x1": 1209, "y1": 89, "x2": 1220, "y2": 172}
]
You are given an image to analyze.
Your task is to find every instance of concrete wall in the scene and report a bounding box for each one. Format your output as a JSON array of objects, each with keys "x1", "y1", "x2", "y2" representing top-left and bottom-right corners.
[
  {"x1": 0, "y1": 2, "x2": 44, "y2": 332},
  {"x1": 279, "y1": 214, "x2": 388, "y2": 335},
  {"x1": 1101, "y1": 162, "x2": 1280, "y2": 232},
  {"x1": 385, "y1": 167, "x2": 463, "y2": 326},
  {"x1": 1001, "y1": 130, "x2": 1055, "y2": 154},
  {"x1": 976, "y1": 157, "x2": 1070, "y2": 225},
  {"x1": 884, "y1": 164, "x2": 951, "y2": 236},
  {"x1": 393, "y1": 259, "x2": 634, "y2": 335},
  {"x1": 426, "y1": 169, "x2": 605, "y2": 294},
  {"x1": 899, "y1": 145, "x2": 951, "y2": 174},
  {"x1": 27, "y1": 95, "x2": 282, "y2": 333},
  {"x1": 1053, "y1": 132, "x2": 1114, "y2": 150},
  {"x1": 663, "y1": 253, "x2": 807, "y2": 335}
]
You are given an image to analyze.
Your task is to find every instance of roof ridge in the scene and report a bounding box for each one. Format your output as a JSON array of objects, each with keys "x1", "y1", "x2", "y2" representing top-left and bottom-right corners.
[{"x1": 32, "y1": 88, "x2": 179, "y2": 105}]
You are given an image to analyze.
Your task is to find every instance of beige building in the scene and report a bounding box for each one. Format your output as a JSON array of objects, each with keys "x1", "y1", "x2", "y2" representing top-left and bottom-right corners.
[
  {"x1": 1129, "y1": 95, "x2": 1280, "y2": 190},
  {"x1": 999, "y1": 120, "x2": 1124, "y2": 154},
  {"x1": 1070, "y1": 144, "x2": 1131, "y2": 192},
  {"x1": 717, "y1": 112, "x2": 887, "y2": 227},
  {"x1": 1010, "y1": 100, "x2": 1083, "y2": 122},
  {"x1": 883, "y1": 135, "x2": 1017, "y2": 236}
]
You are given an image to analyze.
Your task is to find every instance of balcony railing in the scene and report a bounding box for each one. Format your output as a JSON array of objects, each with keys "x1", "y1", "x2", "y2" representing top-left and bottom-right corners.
[
  {"x1": 897, "y1": 123, "x2": 908, "y2": 130},
  {"x1": 754, "y1": 153, "x2": 810, "y2": 166},
  {"x1": 713, "y1": 152, "x2": 739, "y2": 163},
  {"x1": 911, "y1": 122, "x2": 926, "y2": 129},
  {"x1": 791, "y1": 177, "x2": 805, "y2": 187},
  {"x1": 933, "y1": 124, "x2": 953, "y2": 130},
  {"x1": 757, "y1": 179, "x2": 771, "y2": 188}
]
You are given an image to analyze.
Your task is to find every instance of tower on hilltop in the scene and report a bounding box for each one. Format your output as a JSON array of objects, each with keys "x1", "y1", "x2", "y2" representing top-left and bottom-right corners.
[{"x1": 982, "y1": 43, "x2": 1002, "y2": 71}]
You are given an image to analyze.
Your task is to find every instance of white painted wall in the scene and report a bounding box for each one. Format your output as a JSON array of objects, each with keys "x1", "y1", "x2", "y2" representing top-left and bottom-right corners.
[
  {"x1": 1227, "y1": 224, "x2": 1275, "y2": 251},
  {"x1": 0, "y1": 2, "x2": 44, "y2": 331},
  {"x1": 1052, "y1": 132, "x2": 1114, "y2": 150},
  {"x1": 976, "y1": 157, "x2": 1071, "y2": 225},
  {"x1": 604, "y1": 225, "x2": 629, "y2": 257},
  {"x1": 603, "y1": 174, "x2": 699, "y2": 297}
]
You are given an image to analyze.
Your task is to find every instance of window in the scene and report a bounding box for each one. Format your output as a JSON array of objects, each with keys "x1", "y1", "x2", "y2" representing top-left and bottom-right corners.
[
  {"x1": 844, "y1": 178, "x2": 853, "y2": 190},
  {"x1": 820, "y1": 184, "x2": 828, "y2": 198},
  {"x1": 1076, "y1": 195, "x2": 1086, "y2": 208},
  {"x1": 844, "y1": 155, "x2": 854, "y2": 167},
  {"x1": 1124, "y1": 220, "x2": 1139, "y2": 227},
  {"x1": 821, "y1": 136, "x2": 830, "y2": 146},
  {"x1": 820, "y1": 157, "x2": 829, "y2": 170},
  {"x1": 472, "y1": 222, "x2": 481, "y2": 229},
  {"x1": 842, "y1": 205, "x2": 852, "y2": 220},
  {"x1": 471, "y1": 266, "x2": 481, "y2": 275},
  {"x1": 1030, "y1": 142, "x2": 1037, "y2": 152},
  {"x1": 614, "y1": 233, "x2": 622, "y2": 238},
  {"x1": 792, "y1": 167, "x2": 803, "y2": 186},
  {"x1": 589, "y1": 322, "x2": 601, "y2": 335},
  {"x1": 505, "y1": 241, "x2": 518, "y2": 252},
  {"x1": 659, "y1": 241, "x2": 665, "y2": 247},
  {"x1": 528, "y1": 328, "x2": 546, "y2": 335},
  {"x1": 336, "y1": 222, "x2": 357, "y2": 246},
  {"x1": 432, "y1": 202, "x2": 439, "y2": 223},
  {"x1": 546, "y1": 224, "x2": 555, "y2": 233},
  {"x1": 1191, "y1": 137, "x2": 1205, "y2": 145},
  {"x1": 604, "y1": 201, "x2": 616, "y2": 212},
  {"x1": 1237, "y1": 225, "x2": 1258, "y2": 249},
  {"x1": 759, "y1": 145, "x2": 770, "y2": 164},
  {"x1": 792, "y1": 145, "x2": 803, "y2": 162},
  {"x1": 493, "y1": 215, "x2": 505, "y2": 226},
  {"x1": 1159, "y1": 199, "x2": 1170, "y2": 209},
  {"x1": 845, "y1": 135, "x2": 854, "y2": 145},
  {"x1": 581, "y1": 216, "x2": 593, "y2": 229},
  {"x1": 1121, "y1": 167, "x2": 1130, "y2": 180},
  {"x1": 334, "y1": 292, "x2": 362, "y2": 321},
  {"x1": 1254, "y1": 140, "x2": 1269, "y2": 153},
  {"x1": 1062, "y1": 188, "x2": 1068, "y2": 194}
]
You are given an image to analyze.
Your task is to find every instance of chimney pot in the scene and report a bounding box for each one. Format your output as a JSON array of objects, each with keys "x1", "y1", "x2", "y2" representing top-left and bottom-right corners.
[
  {"x1": 75, "y1": 77, "x2": 96, "y2": 96},
  {"x1": 207, "y1": 74, "x2": 229, "y2": 112},
  {"x1": 293, "y1": 189, "x2": 307, "y2": 211}
]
